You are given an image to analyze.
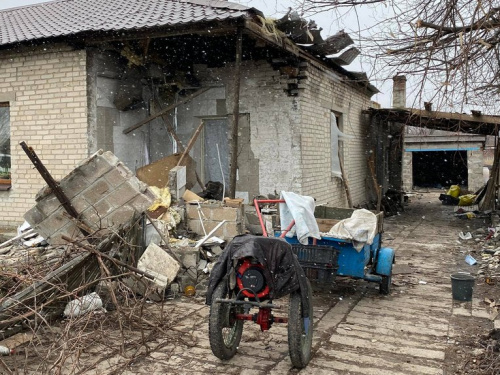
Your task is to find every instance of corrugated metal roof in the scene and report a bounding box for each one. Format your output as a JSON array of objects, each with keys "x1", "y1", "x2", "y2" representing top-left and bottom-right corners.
[{"x1": 0, "y1": 0, "x2": 255, "y2": 46}]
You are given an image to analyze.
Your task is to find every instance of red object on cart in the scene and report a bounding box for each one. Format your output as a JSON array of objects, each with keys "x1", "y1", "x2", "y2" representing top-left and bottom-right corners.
[{"x1": 253, "y1": 198, "x2": 316, "y2": 244}]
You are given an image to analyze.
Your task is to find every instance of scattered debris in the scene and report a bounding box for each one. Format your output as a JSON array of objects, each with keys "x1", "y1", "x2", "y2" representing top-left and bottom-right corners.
[
  {"x1": 466, "y1": 254, "x2": 478, "y2": 265},
  {"x1": 460, "y1": 232, "x2": 473, "y2": 240},
  {"x1": 63, "y1": 292, "x2": 103, "y2": 318}
]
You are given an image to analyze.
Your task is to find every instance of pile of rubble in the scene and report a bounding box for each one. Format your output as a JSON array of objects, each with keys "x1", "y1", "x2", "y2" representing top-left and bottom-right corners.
[{"x1": 0, "y1": 146, "x2": 248, "y2": 348}]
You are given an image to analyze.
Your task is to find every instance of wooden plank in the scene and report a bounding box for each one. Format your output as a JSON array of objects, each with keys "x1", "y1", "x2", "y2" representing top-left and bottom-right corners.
[
  {"x1": 316, "y1": 218, "x2": 339, "y2": 232},
  {"x1": 338, "y1": 151, "x2": 352, "y2": 208},
  {"x1": 122, "y1": 87, "x2": 210, "y2": 134}
]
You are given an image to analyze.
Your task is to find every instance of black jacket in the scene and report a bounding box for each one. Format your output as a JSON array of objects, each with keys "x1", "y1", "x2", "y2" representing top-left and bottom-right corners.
[{"x1": 205, "y1": 234, "x2": 310, "y2": 317}]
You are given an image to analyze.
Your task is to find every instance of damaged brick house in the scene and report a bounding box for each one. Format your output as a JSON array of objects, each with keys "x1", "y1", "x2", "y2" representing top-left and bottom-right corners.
[{"x1": 0, "y1": 0, "x2": 381, "y2": 228}]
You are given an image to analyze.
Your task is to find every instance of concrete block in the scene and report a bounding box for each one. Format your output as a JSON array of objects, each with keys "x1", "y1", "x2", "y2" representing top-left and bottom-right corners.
[
  {"x1": 129, "y1": 194, "x2": 154, "y2": 213},
  {"x1": 186, "y1": 203, "x2": 212, "y2": 221},
  {"x1": 129, "y1": 243, "x2": 181, "y2": 300},
  {"x1": 80, "y1": 199, "x2": 114, "y2": 229},
  {"x1": 102, "y1": 163, "x2": 132, "y2": 188},
  {"x1": 211, "y1": 206, "x2": 239, "y2": 222},
  {"x1": 101, "y1": 205, "x2": 137, "y2": 228},
  {"x1": 224, "y1": 222, "x2": 243, "y2": 239},
  {"x1": 106, "y1": 181, "x2": 140, "y2": 207},
  {"x1": 24, "y1": 206, "x2": 46, "y2": 227},
  {"x1": 77, "y1": 151, "x2": 116, "y2": 184},
  {"x1": 123, "y1": 276, "x2": 166, "y2": 302},
  {"x1": 81, "y1": 178, "x2": 113, "y2": 205},
  {"x1": 47, "y1": 221, "x2": 85, "y2": 246},
  {"x1": 126, "y1": 176, "x2": 149, "y2": 194},
  {"x1": 34, "y1": 207, "x2": 69, "y2": 238},
  {"x1": 171, "y1": 245, "x2": 200, "y2": 270},
  {"x1": 186, "y1": 203, "x2": 200, "y2": 220},
  {"x1": 36, "y1": 195, "x2": 61, "y2": 216},
  {"x1": 187, "y1": 219, "x2": 204, "y2": 235},
  {"x1": 203, "y1": 221, "x2": 225, "y2": 238},
  {"x1": 59, "y1": 169, "x2": 91, "y2": 199}
]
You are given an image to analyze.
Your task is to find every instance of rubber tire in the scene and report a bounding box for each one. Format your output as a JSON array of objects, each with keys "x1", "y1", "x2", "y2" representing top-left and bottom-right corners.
[
  {"x1": 209, "y1": 281, "x2": 244, "y2": 360},
  {"x1": 380, "y1": 275, "x2": 392, "y2": 295},
  {"x1": 288, "y1": 280, "x2": 313, "y2": 369}
]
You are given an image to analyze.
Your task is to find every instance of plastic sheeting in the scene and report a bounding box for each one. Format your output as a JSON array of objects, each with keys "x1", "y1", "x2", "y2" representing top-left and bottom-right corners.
[
  {"x1": 327, "y1": 208, "x2": 377, "y2": 251},
  {"x1": 331, "y1": 113, "x2": 354, "y2": 179},
  {"x1": 280, "y1": 191, "x2": 321, "y2": 245}
]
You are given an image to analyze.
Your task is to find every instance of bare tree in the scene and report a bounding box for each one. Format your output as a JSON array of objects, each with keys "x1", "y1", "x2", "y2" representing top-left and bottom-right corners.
[
  {"x1": 296, "y1": 0, "x2": 500, "y2": 111},
  {"x1": 295, "y1": 0, "x2": 385, "y2": 13}
]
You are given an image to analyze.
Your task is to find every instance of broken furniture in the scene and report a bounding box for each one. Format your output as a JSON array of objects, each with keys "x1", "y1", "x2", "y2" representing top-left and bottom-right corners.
[
  {"x1": 206, "y1": 235, "x2": 313, "y2": 369},
  {"x1": 254, "y1": 199, "x2": 395, "y2": 294}
]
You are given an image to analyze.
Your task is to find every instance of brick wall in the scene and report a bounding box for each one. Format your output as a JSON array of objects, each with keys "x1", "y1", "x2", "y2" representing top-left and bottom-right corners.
[
  {"x1": 467, "y1": 149, "x2": 484, "y2": 192},
  {"x1": 298, "y1": 62, "x2": 373, "y2": 206},
  {"x1": 402, "y1": 151, "x2": 413, "y2": 191},
  {"x1": 194, "y1": 60, "x2": 373, "y2": 206},
  {"x1": 0, "y1": 45, "x2": 88, "y2": 227}
]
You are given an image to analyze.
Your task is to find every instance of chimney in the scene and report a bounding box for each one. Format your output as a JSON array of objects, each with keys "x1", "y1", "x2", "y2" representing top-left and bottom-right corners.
[{"x1": 392, "y1": 75, "x2": 406, "y2": 109}]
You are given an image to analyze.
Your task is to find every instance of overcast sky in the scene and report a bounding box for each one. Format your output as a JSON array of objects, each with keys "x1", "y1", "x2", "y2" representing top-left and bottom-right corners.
[{"x1": 0, "y1": 0, "x2": 392, "y2": 106}]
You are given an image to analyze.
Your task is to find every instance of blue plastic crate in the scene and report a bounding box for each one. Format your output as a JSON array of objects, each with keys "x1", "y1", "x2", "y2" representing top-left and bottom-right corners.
[{"x1": 291, "y1": 244, "x2": 339, "y2": 284}]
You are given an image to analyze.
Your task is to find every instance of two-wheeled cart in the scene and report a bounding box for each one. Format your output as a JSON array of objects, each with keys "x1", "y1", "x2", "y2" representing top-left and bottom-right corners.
[{"x1": 253, "y1": 199, "x2": 395, "y2": 294}]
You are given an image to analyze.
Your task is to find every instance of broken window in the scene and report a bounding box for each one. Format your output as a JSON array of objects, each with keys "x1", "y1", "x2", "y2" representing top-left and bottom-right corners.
[
  {"x1": 0, "y1": 102, "x2": 10, "y2": 190},
  {"x1": 330, "y1": 112, "x2": 352, "y2": 179},
  {"x1": 202, "y1": 118, "x2": 230, "y2": 192}
]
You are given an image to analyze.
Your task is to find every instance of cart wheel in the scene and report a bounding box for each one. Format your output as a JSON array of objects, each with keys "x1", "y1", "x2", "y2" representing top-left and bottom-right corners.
[
  {"x1": 380, "y1": 274, "x2": 392, "y2": 295},
  {"x1": 288, "y1": 280, "x2": 313, "y2": 369},
  {"x1": 209, "y1": 280, "x2": 244, "y2": 360}
]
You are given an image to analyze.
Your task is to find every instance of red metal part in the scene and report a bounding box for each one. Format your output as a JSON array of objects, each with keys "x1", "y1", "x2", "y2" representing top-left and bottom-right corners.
[
  {"x1": 235, "y1": 314, "x2": 254, "y2": 321},
  {"x1": 279, "y1": 219, "x2": 296, "y2": 238},
  {"x1": 235, "y1": 313, "x2": 288, "y2": 324},
  {"x1": 254, "y1": 198, "x2": 295, "y2": 238},
  {"x1": 273, "y1": 316, "x2": 288, "y2": 324},
  {"x1": 256, "y1": 307, "x2": 272, "y2": 331},
  {"x1": 236, "y1": 258, "x2": 270, "y2": 299}
]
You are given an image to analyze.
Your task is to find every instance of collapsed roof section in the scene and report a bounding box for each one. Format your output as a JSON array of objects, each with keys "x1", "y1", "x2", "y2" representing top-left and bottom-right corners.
[{"x1": 0, "y1": 0, "x2": 377, "y2": 96}]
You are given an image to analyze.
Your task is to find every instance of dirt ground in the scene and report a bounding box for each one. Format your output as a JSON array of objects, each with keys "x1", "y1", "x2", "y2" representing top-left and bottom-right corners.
[{"x1": 1, "y1": 191, "x2": 499, "y2": 374}]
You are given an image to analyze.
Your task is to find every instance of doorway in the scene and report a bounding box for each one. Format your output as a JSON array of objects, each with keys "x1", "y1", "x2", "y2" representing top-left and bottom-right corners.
[{"x1": 412, "y1": 150, "x2": 468, "y2": 188}]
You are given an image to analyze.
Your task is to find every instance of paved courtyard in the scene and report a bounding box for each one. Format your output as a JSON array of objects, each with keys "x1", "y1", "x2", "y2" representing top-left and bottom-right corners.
[
  {"x1": 6, "y1": 192, "x2": 495, "y2": 374},
  {"x1": 111, "y1": 192, "x2": 492, "y2": 375}
]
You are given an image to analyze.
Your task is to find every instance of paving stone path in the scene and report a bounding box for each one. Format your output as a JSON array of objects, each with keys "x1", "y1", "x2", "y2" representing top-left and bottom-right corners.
[{"x1": 110, "y1": 193, "x2": 492, "y2": 374}]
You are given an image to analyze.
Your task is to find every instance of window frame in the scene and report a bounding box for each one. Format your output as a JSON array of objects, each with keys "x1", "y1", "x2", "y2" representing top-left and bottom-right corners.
[
  {"x1": 0, "y1": 102, "x2": 11, "y2": 191},
  {"x1": 330, "y1": 111, "x2": 345, "y2": 179}
]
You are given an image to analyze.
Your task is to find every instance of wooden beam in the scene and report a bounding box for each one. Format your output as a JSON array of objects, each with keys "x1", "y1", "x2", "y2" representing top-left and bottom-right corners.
[
  {"x1": 338, "y1": 153, "x2": 352, "y2": 208},
  {"x1": 229, "y1": 28, "x2": 243, "y2": 199},
  {"x1": 176, "y1": 120, "x2": 205, "y2": 168},
  {"x1": 123, "y1": 87, "x2": 210, "y2": 134},
  {"x1": 409, "y1": 108, "x2": 500, "y2": 125},
  {"x1": 153, "y1": 98, "x2": 204, "y2": 188},
  {"x1": 153, "y1": 97, "x2": 185, "y2": 151}
]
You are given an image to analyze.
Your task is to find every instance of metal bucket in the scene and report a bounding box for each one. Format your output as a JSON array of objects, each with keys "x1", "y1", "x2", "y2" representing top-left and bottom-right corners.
[{"x1": 450, "y1": 273, "x2": 475, "y2": 301}]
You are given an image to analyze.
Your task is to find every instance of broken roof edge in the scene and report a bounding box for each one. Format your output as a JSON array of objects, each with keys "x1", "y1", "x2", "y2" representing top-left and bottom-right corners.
[
  {"x1": 367, "y1": 107, "x2": 500, "y2": 135},
  {"x1": 181, "y1": 0, "x2": 263, "y2": 16},
  {"x1": 370, "y1": 107, "x2": 500, "y2": 125},
  {"x1": 243, "y1": 19, "x2": 378, "y2": 97}
]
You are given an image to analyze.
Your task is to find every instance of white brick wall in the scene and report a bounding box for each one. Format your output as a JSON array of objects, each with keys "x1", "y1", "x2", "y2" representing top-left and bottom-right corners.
[
  {"x1": 0, "y1": 45, "x2": 88, "y2": 227},
  {"x1": 198, "y1": 60, "x2": 373, "y2": 206},
  {"x1": 298, "y1": 62, "x2": 373, "y2": 206}
]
